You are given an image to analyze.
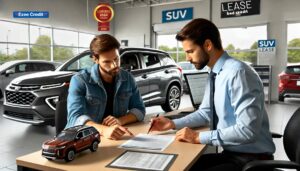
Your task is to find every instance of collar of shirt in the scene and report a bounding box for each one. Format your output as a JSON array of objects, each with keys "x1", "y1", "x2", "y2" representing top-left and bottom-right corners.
[{"x1": 210, "y1": 51, "x2": 230, "y2": 75}]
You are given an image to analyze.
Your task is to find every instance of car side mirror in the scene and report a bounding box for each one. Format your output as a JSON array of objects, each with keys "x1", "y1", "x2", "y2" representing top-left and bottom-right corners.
[{"x1": 5, "y1": 70, "x2": 14, "y2": 76}]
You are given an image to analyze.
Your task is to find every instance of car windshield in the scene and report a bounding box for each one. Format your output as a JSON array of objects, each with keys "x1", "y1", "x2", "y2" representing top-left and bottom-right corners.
[
  {"x1": 56, "y1": 131, "x2": 76, "y2": 141},
  {"x1": 286, "y1": 66, "x2": 300, "y2": 74}
]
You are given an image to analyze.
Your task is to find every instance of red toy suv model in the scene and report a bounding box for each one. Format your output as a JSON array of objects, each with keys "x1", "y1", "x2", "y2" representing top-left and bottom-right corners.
[
  {"x1": 42, "y1": 125, "x2": 100, "y2": 162},
  {"x1": 278, "y1": 63, "x2": 300, "y2": 101}
]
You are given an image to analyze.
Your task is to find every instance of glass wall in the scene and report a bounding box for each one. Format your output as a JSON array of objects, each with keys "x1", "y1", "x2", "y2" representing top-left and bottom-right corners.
[
  {"x1": 156, "y1": 25, "x2": 267, "y2": 65},
  {"x1": 0, "y1": 20, "x2": 95, "y2": 64},
  {"x1": 287, "y1": 23, "x2": 300, "y2": 63},
  {"x1": 219, "y1": 25, "x2": 267, "y2": 65}
]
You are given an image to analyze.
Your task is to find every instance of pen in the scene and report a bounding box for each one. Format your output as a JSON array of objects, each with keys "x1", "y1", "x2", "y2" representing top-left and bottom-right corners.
[{"x1": 147, "y1": 114, "x2": 159, "y2": 134}]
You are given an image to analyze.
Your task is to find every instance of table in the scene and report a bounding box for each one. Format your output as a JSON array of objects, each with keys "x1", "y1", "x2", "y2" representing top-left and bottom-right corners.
[{"x1": 17, "y1": 109, "x2": 208, "y2": 171}]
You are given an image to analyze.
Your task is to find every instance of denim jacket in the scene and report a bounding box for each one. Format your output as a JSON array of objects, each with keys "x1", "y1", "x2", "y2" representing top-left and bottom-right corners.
[{"x1": 65, "y1": 64, "x2": 145, "y2": 128}]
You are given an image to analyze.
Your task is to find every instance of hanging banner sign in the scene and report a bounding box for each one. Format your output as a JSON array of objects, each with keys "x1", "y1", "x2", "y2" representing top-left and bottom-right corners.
[
  {"x1": 94, "y1": 4, "x2": 114, "y2": 31},
  {"x1": 162, "y1": 7, "x2": 193, "y2": 23},
  {"x1": 221, "y1": 0, "x2": 260, "y2": 18},
  {"x1": 13, "y1": 11, "x2": 49, "y2": 18}
]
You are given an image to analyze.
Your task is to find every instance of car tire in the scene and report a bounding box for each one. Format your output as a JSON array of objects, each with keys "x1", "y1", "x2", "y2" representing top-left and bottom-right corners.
[
  {"x1": 65, "y1": 149, "x2": 75, "y2": 162},
  {"x1": 0, "y1": 89, "x2": 3, "y2": 99},
  {"x1": 278, "y1": 95, "x2": 285, "y2": 102},
  {"x1": 90, "y1": 140, "x2": 99, "y2": 152},
  {"x1": 161, "y1": 85, "x2": 181, "y2": 112}
]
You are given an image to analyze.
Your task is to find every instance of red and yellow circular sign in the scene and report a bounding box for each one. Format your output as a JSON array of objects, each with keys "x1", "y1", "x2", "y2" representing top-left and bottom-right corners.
[{"x1": 93, "y1": 4, "x2": 114, "y2": 23}]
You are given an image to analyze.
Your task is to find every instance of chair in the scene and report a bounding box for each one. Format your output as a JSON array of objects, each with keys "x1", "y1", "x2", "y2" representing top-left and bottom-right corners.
[
  {"x1": 242, "y1": 107, "x2": 300, "y2": 171},
  {"x1": 55, "y1": 100, "x2": 68, "y2": 135}
]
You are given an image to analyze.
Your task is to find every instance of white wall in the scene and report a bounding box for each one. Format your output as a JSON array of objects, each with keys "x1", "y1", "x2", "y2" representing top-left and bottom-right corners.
[
  {"x1": 113, "y1": 0, "x2": 300, "y2": 101},
  {"x1": 0, "y1": 0, "x2": 112, "y2": 34},
  {"x1": 113, "y1": 3, "x2": 151, "y2": 47}
]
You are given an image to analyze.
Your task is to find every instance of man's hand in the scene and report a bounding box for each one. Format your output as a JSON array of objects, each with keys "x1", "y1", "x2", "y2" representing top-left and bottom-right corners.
[
  {"x1": 101, "y1": 125, "x2": 133, "y2": 140},
  {"x1": 175, "y1": 127, "x2": 200, "y2": 144},
  {"x1": 86, "y1": 120, "x2": 133, "y2": 140},
  {"x1": 102, "y1": 115, "x2": 122, "y2": 126},
  {"x1": 149, "y1": 116, "x2": 175, "y2": 132}
]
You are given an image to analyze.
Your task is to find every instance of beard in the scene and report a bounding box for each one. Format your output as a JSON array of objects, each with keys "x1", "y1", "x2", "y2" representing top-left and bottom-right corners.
[
  {"x1": 99, "y1": 65, "x2": 120, "y2": 78},
  {"x1": 191, "y1": 49, "x2": 209, "y2": 70}
]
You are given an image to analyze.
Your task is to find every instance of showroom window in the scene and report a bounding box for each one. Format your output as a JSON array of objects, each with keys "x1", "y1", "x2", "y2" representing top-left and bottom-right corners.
[
  {"x1": 287, "y1": 23, "x2": 300, "y2": 63},
  {"x1": 219, "y1": 25, "x2": 267, "y2": 65},
  {"x1": 157, "y1": 25, "x2": 267, "y2": 65},
  {"x1": 157, "y1": 34, "x2": 185, "y2": 62},
  {"x1": 0, "y1": 19, "x2": 95, "y2": 64}
]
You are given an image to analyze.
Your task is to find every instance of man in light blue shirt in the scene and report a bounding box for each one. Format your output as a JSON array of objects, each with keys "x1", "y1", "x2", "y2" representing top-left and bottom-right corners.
[{"x1": 150, "y1": 18, "x2": 275, "y2": 171}]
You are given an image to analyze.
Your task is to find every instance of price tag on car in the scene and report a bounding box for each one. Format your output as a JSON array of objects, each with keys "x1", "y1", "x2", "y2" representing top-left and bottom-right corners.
[{"x1": 297, "y1": 80, "x2": 300, "y2": 86}]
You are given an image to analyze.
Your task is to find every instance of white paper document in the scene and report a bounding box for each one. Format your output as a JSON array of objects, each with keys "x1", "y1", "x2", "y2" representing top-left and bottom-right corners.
[
  {"x1": 119, "y1": 133, "x2": 175, "y2": 151},
  {"x1": 108, "y1": 151, "x2": 176, "y2": 171}
]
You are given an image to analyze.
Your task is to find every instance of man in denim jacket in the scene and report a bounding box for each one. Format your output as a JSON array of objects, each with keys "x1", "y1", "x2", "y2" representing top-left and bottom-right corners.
[{"x1": 66, "y1": 34, "x2": 145, "y2": 140}]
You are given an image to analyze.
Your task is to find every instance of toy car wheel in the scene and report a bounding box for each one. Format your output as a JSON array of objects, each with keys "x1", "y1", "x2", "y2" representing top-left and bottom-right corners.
[
  {"x1": 90, "y1": 140, "x2": 99, "y2": 152},
  {"x1": 65, "y1": 149, "x2": 75, "y2": 162}
]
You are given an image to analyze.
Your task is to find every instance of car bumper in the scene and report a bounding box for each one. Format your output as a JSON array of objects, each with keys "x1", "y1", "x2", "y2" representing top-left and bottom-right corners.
[
  {"x1": 280, "y1": 89, "x2": 300, "y2": 98},
  {"x1": 3, "y1": 86, "x2": 68, "y2": 125}
]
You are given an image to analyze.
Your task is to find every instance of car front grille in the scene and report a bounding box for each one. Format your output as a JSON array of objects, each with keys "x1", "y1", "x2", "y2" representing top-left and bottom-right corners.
[
  {"x1": 5, "y1": 91, "x2": 36, "y2": 105},
  {"x1": 4, "y1": 111, "x2": 34, "y2": 120}
]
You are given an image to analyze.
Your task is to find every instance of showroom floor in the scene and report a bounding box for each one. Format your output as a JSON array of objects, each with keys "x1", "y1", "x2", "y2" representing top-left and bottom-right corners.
[{"x1": 0, "y1": 95, "x2": 299, "y2": 171}]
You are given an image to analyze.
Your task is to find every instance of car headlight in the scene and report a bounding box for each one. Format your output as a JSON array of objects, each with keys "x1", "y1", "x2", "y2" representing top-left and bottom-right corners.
[
  {"x1": 40, "y1": 83, "x2": 65, "y2": 90},
  {"x1": 56, "y1": 146, "x2": 66, "y2": 150},
  {"x1": 45, "y1": 96, "x2": 59, "y2": 110}
]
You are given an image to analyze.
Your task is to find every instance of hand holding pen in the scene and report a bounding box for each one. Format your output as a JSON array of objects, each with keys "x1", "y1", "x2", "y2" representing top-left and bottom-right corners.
[
  {"x1": 147, "y1": 114, "x2": 159, "y2": 134},
  {"x1": 147, "y1": 114, "x2": 175, "y2": 133}
]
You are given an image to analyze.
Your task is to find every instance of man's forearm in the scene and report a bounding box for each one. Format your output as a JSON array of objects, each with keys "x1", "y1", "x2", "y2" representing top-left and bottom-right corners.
[
  {"x1": 118, "y1": 113, "x2": 138, "y2": 125},
  {"x1": 86, "y1": 120, "x2": 107, "y2": 135}
]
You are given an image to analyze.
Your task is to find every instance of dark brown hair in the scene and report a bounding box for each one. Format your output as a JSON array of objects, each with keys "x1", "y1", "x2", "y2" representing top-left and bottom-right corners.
[
  {"x1": 90, "y1": 34, "x2": 120, "y2": 59},
  {"x1": 176, "y1": 18, "x2": 222, "y2": 50}
]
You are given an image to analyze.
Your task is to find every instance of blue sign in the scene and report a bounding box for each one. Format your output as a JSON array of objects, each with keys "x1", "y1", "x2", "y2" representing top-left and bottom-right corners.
[
  {"x1": 258, "y1": 39, "x2": 276, "y2": 48},
  {"x1": 162, "y1": 7, "x2": 193, "y2": 23},
  {"x1": 13, "y1": 11, "x2": 49, "y2": 18}
]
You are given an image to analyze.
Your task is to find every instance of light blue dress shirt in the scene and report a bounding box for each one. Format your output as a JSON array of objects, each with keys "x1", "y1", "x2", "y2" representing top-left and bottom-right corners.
[{"x1": 173, "y1": 52, "x2": 275, "y2": 154}]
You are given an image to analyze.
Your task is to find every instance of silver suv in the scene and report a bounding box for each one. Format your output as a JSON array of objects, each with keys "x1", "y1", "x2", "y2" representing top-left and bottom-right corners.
[{"x1": 3, "y1": 48, "x2": 183, "y2": 126}]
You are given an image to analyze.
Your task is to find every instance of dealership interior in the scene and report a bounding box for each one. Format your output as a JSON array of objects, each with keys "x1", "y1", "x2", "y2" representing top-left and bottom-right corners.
[{"x1": 0, "y1": 0, "x2": 300, "y2": 170}]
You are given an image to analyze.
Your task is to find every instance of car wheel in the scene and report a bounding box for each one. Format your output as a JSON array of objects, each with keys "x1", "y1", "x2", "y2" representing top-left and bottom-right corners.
[
  {"x1": 0, "y1": 89, "x2": 3, "y2": 99},
  {"x1": 278, "y1": 95, "x2": 285, "y2": 102},
  {"x1": 65, "y1": 149, "x2": 75, "y2": 162},
  {"x1": 161, "y1": 85, "x2": 181, "y2": 112},
  {"x1": 90, "y1": 140, "x2": 99, "y2": 152}
]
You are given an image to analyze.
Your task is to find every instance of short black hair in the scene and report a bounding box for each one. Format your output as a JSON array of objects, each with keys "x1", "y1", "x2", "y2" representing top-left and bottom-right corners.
[{"x1": 176, "y1": 18, "x2": 222, "y2": 50}]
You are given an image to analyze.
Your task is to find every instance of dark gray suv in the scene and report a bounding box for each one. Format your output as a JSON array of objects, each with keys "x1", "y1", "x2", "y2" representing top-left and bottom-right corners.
[
  {"x1": 0, "y1": 60, "x2": 58, "y2": 100},
  {"x1": 3, "y1": 48, "x2": 183, "y2": 126}
]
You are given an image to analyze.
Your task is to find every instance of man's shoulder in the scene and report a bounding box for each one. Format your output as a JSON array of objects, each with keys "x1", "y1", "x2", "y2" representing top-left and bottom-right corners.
[
  {"x1": 224, "y1": 57, "x2": 251, "y2": 72},
  {"x1": 73, "y1": 68, "x2": 91, "y2": 81}
]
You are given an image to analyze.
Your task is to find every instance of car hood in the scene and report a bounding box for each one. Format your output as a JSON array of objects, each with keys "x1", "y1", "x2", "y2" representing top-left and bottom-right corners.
[
  {"x1": 11, "y1": 71, "x2": 75, "y2": 85},
  {"x1": 43, "y1": 138, "x2": 71, "y2": 147}
]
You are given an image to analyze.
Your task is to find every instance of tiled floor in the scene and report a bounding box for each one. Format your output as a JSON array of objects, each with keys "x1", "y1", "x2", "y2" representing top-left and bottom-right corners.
[{"x1": 0, "y1": 95, "x2": 299, "y2": 171}]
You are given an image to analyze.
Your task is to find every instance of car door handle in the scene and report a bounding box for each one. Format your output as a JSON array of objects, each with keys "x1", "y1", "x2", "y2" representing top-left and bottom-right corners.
[
  {"x1": 164, "y1": 70, "x2": 170, "y2": 74},
  {"x1": 142, "y1": 74, "x2": 148, "y2": 79}
]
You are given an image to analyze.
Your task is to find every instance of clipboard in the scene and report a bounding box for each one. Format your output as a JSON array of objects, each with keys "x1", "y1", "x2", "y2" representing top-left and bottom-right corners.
[{"x1": 106, "y1": 150, "x2": 178, "y2": 171}]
